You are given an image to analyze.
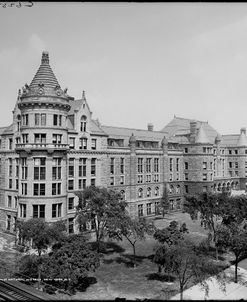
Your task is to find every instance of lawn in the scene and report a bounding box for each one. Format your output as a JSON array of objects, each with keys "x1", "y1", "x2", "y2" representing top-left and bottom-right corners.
[{"x1": 57, "y1": 212, "x2": 213, "y2": 300}]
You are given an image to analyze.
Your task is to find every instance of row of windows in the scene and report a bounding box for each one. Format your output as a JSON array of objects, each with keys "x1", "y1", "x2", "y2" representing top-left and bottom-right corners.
[
  {"x1": 137, "y1": 158, "x2": 159, "y2": 173},
  {"x1": 69, "y1": 137, "x2": 97, "y2": 150},
  {"x1": 19, "y1": 203, "x2": 62, "y2": 218},
  {"x1": 137, "y1": 174, "x2": 160, "y2": 184},
  {"x1": 137, "y1": 186, "x2": 160, "y2": 199},
  {"x1": 20, "y1": 113, "x2": 63, "y2": 127},
  {"x1": 69, "y1": 158, "x2": 96, "y2": 178},
  {"x1": 137, "y1": 198, "x2": 182, "y2": 217},
  {"x1": 169, "y1": 158, "x2": 180, "y2": 172}
]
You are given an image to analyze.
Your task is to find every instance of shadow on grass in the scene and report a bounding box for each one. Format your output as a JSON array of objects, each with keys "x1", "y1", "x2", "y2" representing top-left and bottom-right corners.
[
  {"x1": 145, "y1": 272, "x2": 176, "y2": 282},
  {"x1": 89, "y1": 241, "x2": 125, "y2": 254},
  {"x1": 103, "y1": 253, "x2": 151, "y2": 268}
]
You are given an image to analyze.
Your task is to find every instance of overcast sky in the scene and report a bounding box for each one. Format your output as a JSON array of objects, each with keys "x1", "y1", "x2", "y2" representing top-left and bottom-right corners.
[{"x1": 1, "y1": 2, "x2": 247, "y2": 134}]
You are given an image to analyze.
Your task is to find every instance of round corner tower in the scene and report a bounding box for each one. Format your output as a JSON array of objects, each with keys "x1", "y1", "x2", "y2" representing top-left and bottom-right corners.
[{"x1": 16, "y1": 51, "x2": 71, "y2": 223}]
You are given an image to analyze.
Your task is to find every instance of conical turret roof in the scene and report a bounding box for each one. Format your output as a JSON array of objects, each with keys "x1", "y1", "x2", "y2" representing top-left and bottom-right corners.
[
  {"x1": 195, "y1": 124, "x2": 210, "y2": 144},
  {"x1": 29, "y1": 51, "x2": 60, "y2": 90},
  {"x1": 237, "y1": 131, "x2": 247, "y2": 146},
  {"x1": 20, "y1": 51, "x2": 69, "y2": 100}
]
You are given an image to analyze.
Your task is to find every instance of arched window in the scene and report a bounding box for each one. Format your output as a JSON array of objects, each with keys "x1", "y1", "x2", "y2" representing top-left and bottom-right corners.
[
  {"x1": 169, "y1": 185, "x2": 174, "y2": 194},
  {"x1": 120, "y1": 190, "x2": 126, "y2": 201},
  {"x1": 154, "y1": 186, "x2": 159, "y2": 196},
  {"x1": 147, "y1": 187, "x2": 151, "y2": 197},
  {"x1": 138, "y1": 188, "x2": 143, "y2": 198},
  {"x1": 80, "y1": 115, "x2": 87, "y2": 132}
]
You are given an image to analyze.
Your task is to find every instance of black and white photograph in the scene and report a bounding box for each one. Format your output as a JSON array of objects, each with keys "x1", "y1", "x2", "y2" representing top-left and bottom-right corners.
[{"x1": 0, "y1": 2, "x2": 247, "y2": 300}]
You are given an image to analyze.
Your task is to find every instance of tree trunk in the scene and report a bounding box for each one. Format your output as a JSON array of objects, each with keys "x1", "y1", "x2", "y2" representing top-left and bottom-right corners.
[
  {"x1": 37, "y1": 265, "x2": 41, "y2": 290},
  {"x1": 180, "y1": 285, "x2": 183, "y2": 300},
  {"x1": 158, "y1": 265, "x2": 161, "y2": 274},
  {"x1": 235, "y1": 256, "x2": 238, "y2": 283},
  {"x1": 215, "y1": 245, "x2": 218, "y2": 261},
  {"x1": 132, "y1": 244, "x2": 136, "y2": 267}
]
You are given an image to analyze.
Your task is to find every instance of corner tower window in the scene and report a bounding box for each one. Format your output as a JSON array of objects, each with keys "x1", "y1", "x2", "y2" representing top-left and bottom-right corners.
[{"x1": 80, "y1": 115, "x2": 87, "y2": 132}]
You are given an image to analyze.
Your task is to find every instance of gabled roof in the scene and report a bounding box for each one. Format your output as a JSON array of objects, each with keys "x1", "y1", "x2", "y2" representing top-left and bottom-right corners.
[
  {"x1": 162, "y1": 116, "x2": 219, "y2": 144},
  {"x1": 68, "y1": 99, "x2": 83, "y2": 115},
  {"x1": 220, "y1": 135, "x2": 239, "y2": 146}
]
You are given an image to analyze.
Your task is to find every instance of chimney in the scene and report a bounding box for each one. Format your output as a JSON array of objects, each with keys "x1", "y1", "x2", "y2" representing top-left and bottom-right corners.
[
  {"x1": 147, "y1": 123, "x2": 154, "y2": 131},
  {"x1": 240, "y1": 127, "x2": 246, "y2": 135},
  {"x1": 190, "y1": 121, "x2": 197, "y2": 143}
]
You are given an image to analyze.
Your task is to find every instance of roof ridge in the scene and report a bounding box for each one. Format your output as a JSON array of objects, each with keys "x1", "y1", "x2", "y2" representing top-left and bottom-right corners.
[{"x1": 102, "y1": 124, "x2": 167, "y2": 134}]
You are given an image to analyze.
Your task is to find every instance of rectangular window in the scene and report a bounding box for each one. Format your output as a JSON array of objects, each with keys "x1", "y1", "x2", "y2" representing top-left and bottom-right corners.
[
  {"x1": 91, "y1": 139, "x2": 97, "y2": 150},
  {"x1": 184, "y1": 147, "x2": 188, "y2": 153},
  {"x1": 138, "y1": 204, "x2": 143, "y2": 217},
  {"x1": 203, "y1": 173, "x2": 207, "y2": 181},
  {"x1": 19, "y1": 204, "x2": 26, "y2": 218},
  {"x1": 154, "y1": 158, "x2": 159, "y2": 173},
  {"x1": 41, "y1": 114, "x2": 46, "y2": 126},
  {"x1": 110, "y1": 176, "x2": 114, "y2": 186},
  {"x1": 35, "y1": 113, "x2": 40, "y2": 125},
  {"x1": 69, "y1": 137, "x2": 75, "y2": 149},
  {"x1": 146, "y1": 174, "x2": 151, "y2": 183},
  {"x1": 52, "y1": 203, "x2": 62, "y2": 218},
  {"x1": 68, "y1": 158, "x2": 74, "y2": 177},
  {"x1": 91, "y1": 178, "x2": 96, "y2": 186},
  {"x1": 176, "y1": 158, "x2": 179, "y2": 172},
  {"x1": 184, "y1": 173, "x2": 188, "y2": 181},
  {"x1": 68, "y1": 179, "x2": 74, "y2": 191},
  {"x1": 52, "y1": 134, "x2": 62, "y2": 144},
  {"x1": 154, "y1": 174, "x2": 159, "y2": 182},
  {"x1": 68, "y1": 218, "x2": 74, "y2": 234},
  {"x1": 7, "y1": 215, "x2": 11, "y2": 230},
  {"x1": 235, "y1": 149, "x2": 238, "y2": 155},
  {"x1": 34, "y1": 133, "x2": 46, "y2": 144},
  {"x1": 15, "y1": 159, "x2": 19, "y2": 177},
  {"x1": 137, "y1": 175, "x2": 143, "y2": 184},
  {"x1": 184, "y1": 162, "x2": 188, "y2": 169},
  {"x1": 185, "y1": 185, "x2": 189, "y2": 194},
  {"x1": 52, "y1": 183, "x2": 61, "y2": 195},
  {"x1": 16, "y1": 179, "x2": 19, "y2": 190},
  {"x1": 53, "y1": 114, "x2": 62, "y2": 126},
  {"x1": 52, "y1": 158, "x2": 62, "y2": 180},
  {"x1": 78, "y1": 179, "x2": 87, "y2": 189},
  {"x1": 229, "y1": 162, "x2": 232, "y2": 168},
  {"x1": 9, "y1": 158, "x2": 13, "y2": 177},
  {"x1": 21, "y1": 183, "x2": 27, "y2": 195},
  {"x1": 33, "y1": 183, "x2": 45, "y2": 196},
  {"x1": 9, "y1": 138, "x2": 13, "y2": 150},
  {"x1": 229, "y1": 150, "x2": 232, "y2": 155},
  {"x1": 80, "y1": 138, "x2": 87, "y2": 150},
  {"x1": 137, "y1": 158, "x2": 143, "y2": 173},
  {"x1": 235, "y1": 162, "x2": 238, "y2": 169},
  {"x1": 146, "y1": 203, "x2": 152, "y2": 215},
  {"x1": 110, "y1": 158, "x2": 115, "y2": 174},
  {"x1": 146, "y1": 158, "x2": 151, "y2": 173},
  {"x1": 9, "y1": 179, "x2": 12, "y2": 189},
  {"x1": 22, "y1": 134, "x2": 29, "y2": 143},
  {"x1": 22, "y1": 114, "x2": 29, "y2": 126},
  {"x1": 7, "y1": 196, "x2": 12, "y2": 208},
  {"x1": 34, "y1": 158, "x2": 46, "y2": 180},
  {"x1": 68, "y1": 197, "x2": 74, "y2": 210},
  {"x1": 120, "y1": 158, "x2": 124, "y2": 174},
  {"x1": 203, "y1": 162, "x2": 207, "y2": 170},
  {"x1": 120, "y1": 175, "x2": 124, "y2": 185},
  {"x1": 33, "y1": 205, "x2": 45, "y2": 218},
  {"x1": 91, "y1": 158, "x2": 96, "y2": 176},
  {"x1": 79, "y1": 158, "x2": 87, "y2": 177},
  {"x1": 169, "y1": 158, "x2": 173, "y2": 172}
]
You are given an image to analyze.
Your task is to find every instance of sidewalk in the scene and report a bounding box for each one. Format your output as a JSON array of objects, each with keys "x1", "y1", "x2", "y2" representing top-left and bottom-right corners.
[{"x1": 171, "y1": 264, "x2": 247, "y2": 300}]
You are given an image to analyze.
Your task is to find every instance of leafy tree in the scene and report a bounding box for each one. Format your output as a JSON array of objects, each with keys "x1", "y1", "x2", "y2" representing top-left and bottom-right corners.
[
  {"x1": 16, "y1": 218, "x2": 67, "y2": 289},
  {"x1": 216, "y1": 222, "x2": 247, "y2": 283},
  {"x1": 43, "y1": 234, "x2": 100, "y2": 293},
  {"x1": 164, "y1": 239, "x2": 224, "y2": 300},
  {"x1": 108, "y1": 216, "x2": 155, "y2": 267},
  {"x1": 75, "y1": 186, "x2": 127, "y2": 252},
  {"x1": 159, "y1": 184, "x2": 170, "y2": 217},
  {"x1": 154, "y1": 220, "x2": 188, "y2": 246},
  {"x1": 184, "y1": 192, "x2": 225, "y2": 260}
]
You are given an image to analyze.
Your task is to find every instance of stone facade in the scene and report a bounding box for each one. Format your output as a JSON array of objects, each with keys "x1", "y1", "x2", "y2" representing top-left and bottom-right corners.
[{"x1": 0, "y1": 52, "x2": 247, "y2": 233}]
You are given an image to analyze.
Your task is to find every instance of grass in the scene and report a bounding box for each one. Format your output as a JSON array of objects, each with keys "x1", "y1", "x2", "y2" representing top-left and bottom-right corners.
[{"x1": 66, "y1": 212, "x2": 215, "y2": 300}]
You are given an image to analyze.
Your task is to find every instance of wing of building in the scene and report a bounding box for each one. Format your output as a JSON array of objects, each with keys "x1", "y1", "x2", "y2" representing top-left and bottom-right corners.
[{"x1": 0, "y1": 52, "x2": 246, "y2": 233}]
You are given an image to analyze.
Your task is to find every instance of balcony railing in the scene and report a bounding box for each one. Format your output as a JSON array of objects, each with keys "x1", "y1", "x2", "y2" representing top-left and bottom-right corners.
[{"x1": 15, "y1": 143, "x2": 69, "y2": 151}]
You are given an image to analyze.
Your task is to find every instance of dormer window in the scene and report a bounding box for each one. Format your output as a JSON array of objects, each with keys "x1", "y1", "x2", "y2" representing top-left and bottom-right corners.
[{"x1": 80, "y1": 115, "x2": 87, "y2": 132}]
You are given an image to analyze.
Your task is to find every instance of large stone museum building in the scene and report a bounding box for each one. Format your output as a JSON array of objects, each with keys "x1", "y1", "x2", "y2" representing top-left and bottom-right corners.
[{"x1": 0, "y1": 52, "x2": 246, "y2": 233}]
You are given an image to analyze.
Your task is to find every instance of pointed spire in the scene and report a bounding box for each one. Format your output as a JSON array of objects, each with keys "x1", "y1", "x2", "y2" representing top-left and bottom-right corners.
[
  {"x1": 41, "y1": 51, "x2": 49, "y2": 64},
  {"x1": 195, "y1": 124, "x2": 210, "y2": 144},
  {"x1": 82, "y1": 90, "x2": 86, "y2": 99}
]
